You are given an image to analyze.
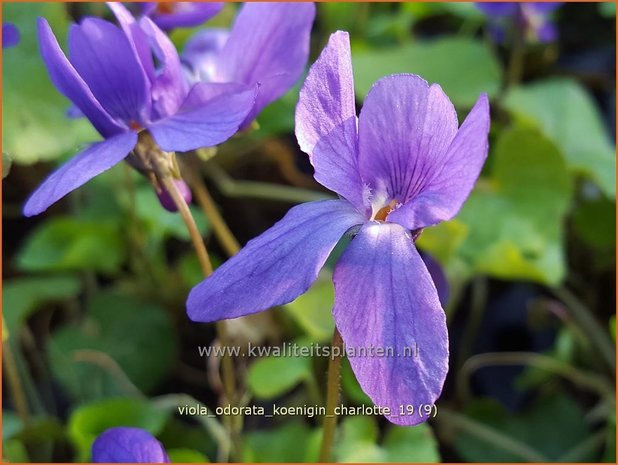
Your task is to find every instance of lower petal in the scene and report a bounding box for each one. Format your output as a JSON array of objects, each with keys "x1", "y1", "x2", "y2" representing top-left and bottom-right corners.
[
  {"x1": 187, "y1": 200, "x2": 364, "y2": 322},
  {"x1": 333, "y1": 222, "x2": 449, "y2": 425},
  {"x1": 23, "y1": 132, "x2": 137, "y2": 217}
]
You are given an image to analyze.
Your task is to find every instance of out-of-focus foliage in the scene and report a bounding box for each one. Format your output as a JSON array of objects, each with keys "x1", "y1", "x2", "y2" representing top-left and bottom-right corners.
[{"x1": 2, "y1": 3, "x2": 96, "y2": 164}]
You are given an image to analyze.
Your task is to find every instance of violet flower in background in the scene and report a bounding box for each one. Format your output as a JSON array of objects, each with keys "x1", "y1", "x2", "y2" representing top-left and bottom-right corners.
[
  {"x1": 92, "y1": 427, "x2": 169, "y2": 463},
  {"x1": 182, "y1": 2, "x2": 315, "y2": 128},
  {"x1": 187, "y1": 31, "x2": 490, "y2": 425},
  {"x1": 476, "y1": 2, "x2": 563, "y2": 43},
  {"x1": 136, "y1": 2, "x2": 224, "y2": 31},
  {"x1": 24, "y1": 3, "x2": 256, "y2": 217},
  {"x1": 2, "y1": 22, "x2": 20, "y2": 48}
]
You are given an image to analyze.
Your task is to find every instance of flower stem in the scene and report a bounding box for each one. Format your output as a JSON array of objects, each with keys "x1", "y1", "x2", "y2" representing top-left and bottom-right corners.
[
  {"x1": 552, "y1": 286, "x2": 616, "y2": 374},
  {"x1": 436, "y1": 408, "x2": 548, "y2": 462},
  {"x1": 160, "y1": 175, "x2": 242, "y2": 461},
  {"x1": 457, "y1": 351, "x2": 614, "y2": 402},
  {"x1": 3, "y1": 335, "x2": 29, "y2": 422},
  {"x1": 503, "y1": 15, "x2": 526, "y2": 93},
  {"x1": 186, "y1": 171, "x2": 241, "y2": 257},
  {"x1": 319, "y1": 328, "x2": 344, "y2": 462}
]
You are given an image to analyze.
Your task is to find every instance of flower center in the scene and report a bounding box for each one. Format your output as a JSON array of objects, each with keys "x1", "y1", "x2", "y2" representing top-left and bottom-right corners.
[
  {"x1": 373, "y1": 199, "x2": 398, "y2": 222},
  {"x1": 156, "y1": 3, "x2": 175, "y2": 15}
]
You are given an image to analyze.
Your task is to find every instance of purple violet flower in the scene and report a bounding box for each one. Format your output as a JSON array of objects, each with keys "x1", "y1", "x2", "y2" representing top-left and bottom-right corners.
[
  {"x1": 3, "y1": 22, "x2": 20, "y2": 48},
  {"x1": 476, "y1": 2, "x2": 563, "y2": 43},
  {"x1": 136, "y1": 2, "x2": 224, "y2": 31},
  {"x1": 92, "y1": 427, "x2": 169, "y2": 463},
  {"x1": 182, "y1": 2, "x2": 315, "y2": 128},
  {"x1": 186, "y1": 31, "x2": 490, "y2": 425},
  {"x1": 23, "y1": 3, "x2": 256, "y2": 217}
]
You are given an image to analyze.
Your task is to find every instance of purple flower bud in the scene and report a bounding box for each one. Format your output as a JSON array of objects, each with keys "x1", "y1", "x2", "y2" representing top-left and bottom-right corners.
[
  {"x1": 3, "y1": 23, "x2": 20, "y2": 48},
  {"x1": 92, "y1": 427, "x2": 169, "y2": 463},
  {"x1": 157, "y1": 178, "x2": 192, "y2": 212}
]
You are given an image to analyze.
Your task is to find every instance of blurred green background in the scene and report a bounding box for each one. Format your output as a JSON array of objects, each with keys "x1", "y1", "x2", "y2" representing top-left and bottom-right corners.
[{"x1": 2, "y1": 2, "x2": 616, "y2": 463}]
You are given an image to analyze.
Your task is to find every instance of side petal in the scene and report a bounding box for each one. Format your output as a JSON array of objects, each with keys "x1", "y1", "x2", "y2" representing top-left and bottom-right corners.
[
  {"x1": 387, "y1": 94, "x2": 490, "y2": 229},
  {"x1": 216, "y1": 2, "x2": 315, "y2": 123},
  {"x1": 68, "y1": 17, "x2": 150, "y2": 125},
  {"x1": 187, "y1": 200, "x2": 364, "y2": 322},
  {"x1": 138, "y1": 17, "x2": 189, "y2": 119},
  {"x1": 333, "y1": 222, "x2": 449, "y2": 426},
  {"x1": 295, "y1": 31, "x2": 366, "y2": 213},
  {"x1": 147, "y1": 83, "x2": 256, "y2": 152},
  {"x1": 357, "y1": 74, "x2": 459, "y2": 207},
  {"x1": 23, "y1": 132, "x2": 137, "y2": 217},
  {"x1": 37, "y1": 18, "x2": 122, "y2": 138},
  {"x1": 92, "y1": 427, "x2": 169, "y2": 463},
  {"x1": 149, "y1": 3, "x2": 224, "y2": 31}
]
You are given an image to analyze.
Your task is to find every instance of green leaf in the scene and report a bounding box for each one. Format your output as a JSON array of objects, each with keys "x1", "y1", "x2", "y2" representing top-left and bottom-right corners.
[
  {"x1": 436, "y1": 127, "x2": 573, "y2": 285},
  {"x1": 2, "y1": 410, "x2": 24, "y2": 440},
  {"x1": 3, "y1": 276, "x2": 81, "y2": 336},
  {"x1": 455, "y1": 394, "x2": 593, "y2": 462},
  {"x1": 2, "y1": 438, "x2": 29, "y2": 463},
  {"x1": 134, "y1": 185, "x2": 209, "y2": 242},
  {"x1": 48, "y1": 291, "x2": 176, "y2": 402},
  {"x1": 167, "y1": 448, "x2": 209, "y2": 463},
  {"x1": 247, "y1": 343, "x2": 312, "y2": 399},
  {"x1": 335, "y1": 416, "x2": 384, "y2": 462},
  {"x1": 383, "y1": 423, "x2": 441, "y2": 462},
  {"x1": 504, "y1": 79, "x2": 616, "y2": 198},
  {"x1": 353, "y1": 37, "x2": 501, "y2": 107},
  {"x1": 572, "y1": 196, "x2": 616, "y2": 250},
  {"x1": 17, "y1": 217, "x2": 126, "y2": 274},
  {"x1": 286, "y1": 272, "x2": 335, "y2": 342},
  {"x1": 243, "y1": 421, "x2": 314, "y2": 462},
  {"x1": 3, "y1": 152, "x2": 12, "y2": 178},
  {"x1": 2, "y1": 3, "x2": 97, "y2": 164},
  {"x1": 68, "y1": 397, "x2": 170, "y2": 462}
]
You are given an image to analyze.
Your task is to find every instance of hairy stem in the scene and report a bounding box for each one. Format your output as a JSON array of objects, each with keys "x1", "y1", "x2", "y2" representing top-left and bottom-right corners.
[
  {"x1": 186, "y1": 171, "x2": 241, "y2": 257},
  {"x1": 161, "y1": 175, "x2": 242, "y2": 461},
  {"x1": 319, "y1": 329, "x2": 344, "y2": 462}
]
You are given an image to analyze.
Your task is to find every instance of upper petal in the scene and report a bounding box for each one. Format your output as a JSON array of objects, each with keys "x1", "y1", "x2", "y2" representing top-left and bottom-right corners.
[
  {"x1": 148, "y1": 2, "x2": 224, "y2": 31},
  {"x1": 387, "y1": 93, "x2": 490, "y2": 229},
  {"x1": 23, "y1": 131, "x2": 137, "y2": 217},
  {"x1": 37, "y1": 18, "x2": 123, "y2": 138},
  {"x1": 138, "y1": 17, "x2": 189, "y2": 119},
  {"x1": 357, "y1": 74, "x2": 459, "y2": 208},
  {"x1": 147, "y1": 82, "x2": 256, "y2": 152},
  {"x1": 92, "y1": 427, "x2": 169, "y2": 463},
  {"x1": 332, "y1": 222, "x2": 449, "y2": 426},
  {"x1": 187, "y1": 200, "x2": 364, "y2": 322},
  {"x1": 215, "y1": 2, "x2": 315, "y2": 124},
  {"x1": 295, "y1": 31, "x2": 366, "y2": 213},
  {"x1": 68, "y1": 17, "x2": 150, "y2": 125},
  {"x1": 182, "y1": 28, "x2": 230, "y2": 83}
]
